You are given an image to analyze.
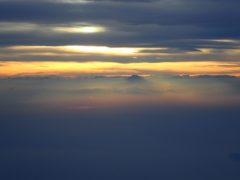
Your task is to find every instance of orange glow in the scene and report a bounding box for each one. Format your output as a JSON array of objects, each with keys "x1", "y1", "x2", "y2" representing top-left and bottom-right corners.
[{"x1": 0, "y1": 61, "x2": 240, "y2": 77}]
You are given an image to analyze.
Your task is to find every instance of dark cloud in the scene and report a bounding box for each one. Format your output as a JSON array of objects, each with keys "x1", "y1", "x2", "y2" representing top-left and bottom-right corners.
[
  {"x1": 0, "y1": 0, "x2": 239, "y2": 27},
  {"x1": 0, "y1": 0, "x2": 239, "y2": 54}
]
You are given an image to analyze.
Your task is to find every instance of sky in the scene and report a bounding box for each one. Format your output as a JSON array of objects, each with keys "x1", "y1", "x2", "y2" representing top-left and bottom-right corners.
[{"x1": 0, "y1": 0, "x2": 240, "y2": 180}]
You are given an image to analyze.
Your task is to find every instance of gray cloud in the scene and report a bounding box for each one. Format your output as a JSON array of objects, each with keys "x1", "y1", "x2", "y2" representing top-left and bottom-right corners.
[{"x1": 0, "y1": 0, "x2": 240, "y2": 62}]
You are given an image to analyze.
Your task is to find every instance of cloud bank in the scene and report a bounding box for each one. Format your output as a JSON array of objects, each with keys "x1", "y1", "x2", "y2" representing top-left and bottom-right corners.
[{"x1": 0, "y1": 0, "x2": 239, "y2": 62}]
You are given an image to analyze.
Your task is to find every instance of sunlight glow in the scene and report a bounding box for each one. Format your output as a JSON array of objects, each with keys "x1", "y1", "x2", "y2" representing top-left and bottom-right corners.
[
  {"x1": 64, "y1": 46, "x2": 139, "y2": 55},
  {"x1": 0, "y1": 61, "x2": 240, "y2": 77},
  {"x1": 54, "y1": 26, "x2": 106, "y2": 34},
  {"x1": 7, "y1": 45, "x2": 140, "y2": 56}
]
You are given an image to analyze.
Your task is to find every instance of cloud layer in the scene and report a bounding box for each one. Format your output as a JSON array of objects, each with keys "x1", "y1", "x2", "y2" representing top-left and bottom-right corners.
[{"x1": 0, "y1": 0, "x2": 240, "y2": 62}]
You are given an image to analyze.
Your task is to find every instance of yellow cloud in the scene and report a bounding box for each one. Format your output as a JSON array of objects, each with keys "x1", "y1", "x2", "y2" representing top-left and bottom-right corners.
[{"x1": 0, "y1": 61, "x2": 240, "y2": 77}]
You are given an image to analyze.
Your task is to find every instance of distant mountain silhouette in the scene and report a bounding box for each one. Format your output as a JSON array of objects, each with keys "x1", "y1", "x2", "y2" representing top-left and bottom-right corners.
[{"x1": 127, "y1": 75, "x2": 145, "y2": 82}]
